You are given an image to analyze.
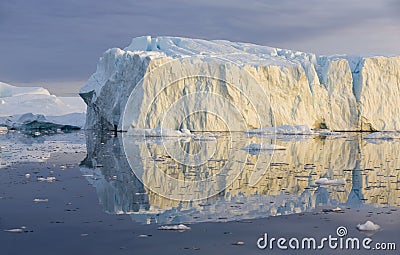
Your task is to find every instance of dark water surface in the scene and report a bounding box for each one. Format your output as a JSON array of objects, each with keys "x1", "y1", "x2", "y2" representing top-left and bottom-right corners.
[{"x1": 0, "y1": 130, "x2": 399, "y2": 254}]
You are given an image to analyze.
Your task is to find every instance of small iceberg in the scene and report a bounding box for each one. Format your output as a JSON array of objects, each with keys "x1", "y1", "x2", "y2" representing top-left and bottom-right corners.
[
  {"x1": 364, "y1": 132, "x2": 400, "y2": 140},
  {"x1": 357, "y1": 221, "x2": 380, "y2": 231},
  {"x1": 33, "y1": 198, "x2": 49, "y2": 203},
  {"x1": 158, "y1": 224, "x2": 191, "y2": 231},
  {"x1": 128, "y1": 127, "x2": 193, "y2": 137},
  {"x1": 180, "y1": 128, "x2": 192, "y2": 136},
  {"x1": 0, "y1": 126, "x2": 8, "y2": 134},
  {"x1": 4, "y1": 227, "x2": 26, "y2": 233},
  {"x1": 37, "y1": 177, "x2": 56, "y2": 182},
  {"x1": 193, "y1": 132, "x2": 218, "y2": 141},
  {"x1": 322, "y1": 207, "x2": 343, "y2": 213},
  {"x1": 245, "y1": 125, "x2": 315, "y2": 135},
  {"x1": 315, "y1": 178, "x2": 346, "y2": 186},
  {"x1": 241, "y1": 142, "x2": 286, "y2": 151}
]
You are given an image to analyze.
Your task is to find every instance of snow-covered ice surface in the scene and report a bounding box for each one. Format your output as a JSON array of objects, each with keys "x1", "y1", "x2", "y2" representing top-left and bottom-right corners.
[
  {"x1": 81, "y1": 36, "x2": 400, "y2": 132},
  {"x1": 0, "y1": 81, "x2": 86, "y2": 130}
]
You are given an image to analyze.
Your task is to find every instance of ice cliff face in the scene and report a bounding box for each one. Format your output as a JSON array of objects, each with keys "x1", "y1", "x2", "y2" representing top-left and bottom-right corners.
[{"x1": 80, "y1": 36, "x2": 400, "y2": 131}]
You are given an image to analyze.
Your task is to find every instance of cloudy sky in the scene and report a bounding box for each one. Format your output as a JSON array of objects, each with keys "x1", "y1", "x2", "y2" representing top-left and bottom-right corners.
[{"x1": 0, "y1": 0, "x2": 399, "y2": 95}]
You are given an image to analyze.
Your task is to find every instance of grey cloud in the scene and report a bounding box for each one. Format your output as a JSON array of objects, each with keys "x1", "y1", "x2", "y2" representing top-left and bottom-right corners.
[{"x1": 0, "y1": 0, "x2": 398, "y2": 88}]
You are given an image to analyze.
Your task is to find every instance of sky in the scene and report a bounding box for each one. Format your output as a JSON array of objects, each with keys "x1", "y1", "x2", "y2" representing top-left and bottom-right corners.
[{"x1": 0, "y1": 0, "x2": 399, "y2": 96}]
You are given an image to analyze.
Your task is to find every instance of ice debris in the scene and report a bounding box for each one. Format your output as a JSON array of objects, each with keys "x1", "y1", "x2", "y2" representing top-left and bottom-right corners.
[
  {"x1": 357, "y1": 221, "x2": 380, "y2": 231},
  {"x1": 315, "y1": 178, "x2": 346, "y2": 186},
  {"x1": 158, "y1": 224, "x2": 191, "y2": 231}
]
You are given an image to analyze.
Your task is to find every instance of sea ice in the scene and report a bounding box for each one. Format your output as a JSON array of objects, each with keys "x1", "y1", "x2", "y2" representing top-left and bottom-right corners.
[
  {"x1": 364, "y1": 132, "x2": 400, "y2": 140},
  {"x1": 158, "y1": 224, "x2": 191, "y2": 230},
  {"x1": 241, "y1": 142, "x2": 286, "y2": 151},
  {"x1": 33, "y1": 198, "x2": 49, "y2": 202},
  {"x1": 37, "y1": 177, "x2": 56, "y2": 182},
  {"x1": 0, "y1": 126, "x2": 8, "y2": 134},
  {"x1": 315, "y1": 178, "x2": 346, "y2": 186},
  {"x1": 357, "y1": 221, "x2": 380, "y2": 231}
]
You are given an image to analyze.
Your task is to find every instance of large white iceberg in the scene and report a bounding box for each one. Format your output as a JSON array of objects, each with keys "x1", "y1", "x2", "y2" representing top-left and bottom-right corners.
[
  {"x1": 0, "y1": 81, "x2": 86, "y2": 130},
  {"x1": 80, "y1": 36, "x2": 400, "y2": 132}
]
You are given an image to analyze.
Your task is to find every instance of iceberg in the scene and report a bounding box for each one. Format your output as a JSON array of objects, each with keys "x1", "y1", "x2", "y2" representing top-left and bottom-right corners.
[
  {"x1": 127, "y1": 127, "x2": 192, "y2": 137},
  {"x1": 315, "y1": 178, "x2": 346, "y2": 186},
  {"x1": 357, "y1": 221, "x2": 380, "y2": 231},
  {"x1": 158, "y1": 224, "x2": 191, "y2": 231},
  {"x1": 364, "y1": 132, "x2": 400, "y2": 140},
  {"x1": 245, "y1": 125, "x2": 315, "y2": 135},
  {"x1": 241, "y1": 142, "x2": 286, "y2": 151},
  {"x1": 80, "y1": 36, "x2": 400, "y2": 132},
  {"x1": 0, "y1": 81, "x2": 86, "y2": 130},
  {"x1": 0, "y1": 126, "x2": 7, "y2": 134}
]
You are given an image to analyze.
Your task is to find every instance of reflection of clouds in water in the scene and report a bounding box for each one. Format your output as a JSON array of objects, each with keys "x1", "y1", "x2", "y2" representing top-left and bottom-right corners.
[{"x1": 80, "y1": 132, "x2": 400, "y2": 224}]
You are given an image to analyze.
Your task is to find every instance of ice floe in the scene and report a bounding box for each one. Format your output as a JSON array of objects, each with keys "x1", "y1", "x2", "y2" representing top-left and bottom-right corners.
[
  {"x1": 357, "y1": 221, "x2": 380, "y2": 231},
  {"x1": 158, "y1": 224, "x2": 191, "y2": 231},
  {"x1": 315, "y1": 178, "x2": 346, "y2": 186},
  {"x1": 241, "y1": 142, "x2": 286, "y2": 152}
]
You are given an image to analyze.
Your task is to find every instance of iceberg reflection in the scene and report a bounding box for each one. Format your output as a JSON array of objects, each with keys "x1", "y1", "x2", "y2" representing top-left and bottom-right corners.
[{"x1": 80, "y1": 131, "x2": 400, "y2": 224}]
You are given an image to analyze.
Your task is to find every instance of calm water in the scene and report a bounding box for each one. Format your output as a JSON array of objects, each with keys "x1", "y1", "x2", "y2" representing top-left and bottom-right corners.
[
  {"x1": 77, "y1": 131, "x2": 400, "y2": 224},
  {"x1": 1, "y1": 130, "x2": 399, "y2": 226}
]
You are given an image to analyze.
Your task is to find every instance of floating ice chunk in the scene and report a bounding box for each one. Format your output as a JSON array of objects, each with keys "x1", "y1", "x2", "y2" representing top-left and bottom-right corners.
[
  {"x1": 158, "y1": 224, "x2": 191, "y2": 230},
  {"x1": 241, "y1": 142, "x2": 286, "y2": 151},
  {"x1": 357, "y1": 221, "x2": 380, "y2": 231},
  {"x1": 316, "y1": 130, "x2": 345, "y2": 137},
  {"x1": 193, "y1": 133, "x2": 218, "y2": 141},
  {"x1": 331, "y1": 207, "x2": 343, "y2": 212},
  {"x1": 33, "y1": 198, "x2": 49, "y2": 202},
  {"x1": 128, "y1": 127, "x2": 192, "y2": 137},
  {"x1": 232, "y1": 241, "x2": 245, "y2": 246},
  {"x1": 323, "y1": 207, "x2": 343, "y2": 213},
  {"x1": 245, "y1": 125, "x2": 315, "y2": 135},
  {"x1": 37, "y1": 177, "x2": 56, "y2": 182},
  {"x1": 138, "y1": 234, "x2": 152, "y2": 238},
  {"x1": 0, "y1": 126, "x2": 8, "y2": 134},
  {"x1": 315, "y1": 178, "x2": 346, "y2": 186},
  {"x1": 364, "y1": 132, "x2": 400, "y2": 140},
  {"x1": 4, "y1": 227, "x2": 26, "y2": 233},
  {"x1": 180, "y1": 128, "x2": 192, "y2": 136}
]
